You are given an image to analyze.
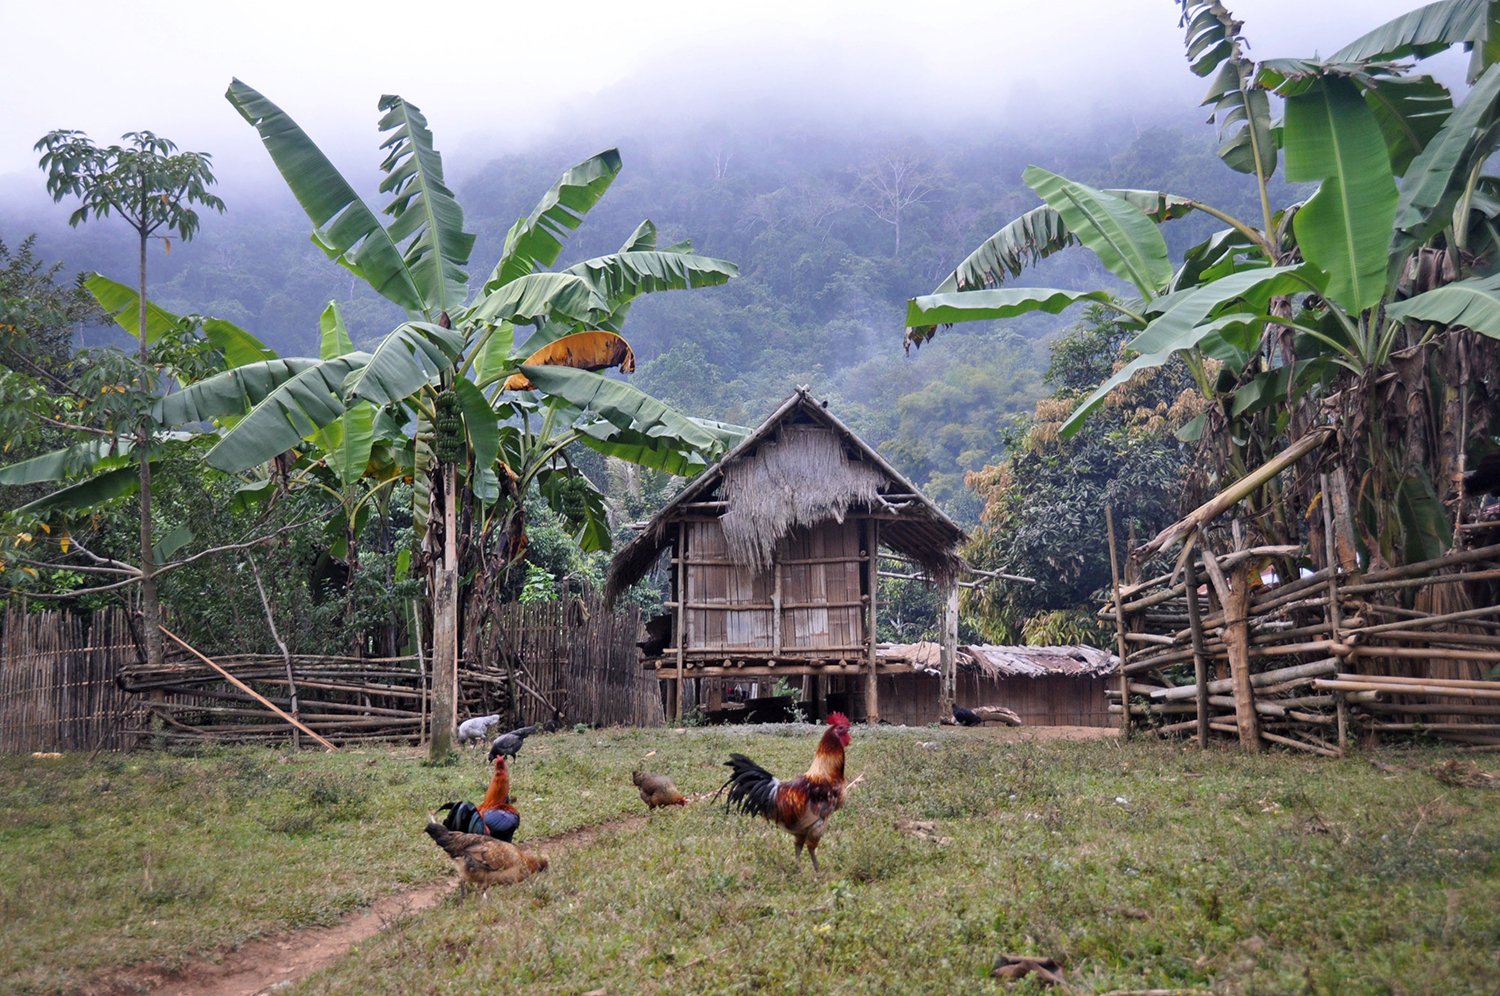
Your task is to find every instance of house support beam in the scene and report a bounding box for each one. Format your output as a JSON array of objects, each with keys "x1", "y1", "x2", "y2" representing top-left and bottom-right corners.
[
  {"x1": 938, "y1": 580, "x2": 959, "y2": 721},
  {"x1": 865, "y1": 520, "x2": 880, "y2": 725}
]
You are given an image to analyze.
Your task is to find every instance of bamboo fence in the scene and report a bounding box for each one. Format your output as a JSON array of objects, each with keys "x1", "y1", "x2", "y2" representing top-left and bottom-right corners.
[
  {"x1": 0, "y1": 605, "x2": 146, "y2": 752},
  {"x1": 1103, "y1": 538, "x2": 1500, "y2": 755},
  {"x1": 1, "y1": 596, "x2": 662, "y2": 752}
]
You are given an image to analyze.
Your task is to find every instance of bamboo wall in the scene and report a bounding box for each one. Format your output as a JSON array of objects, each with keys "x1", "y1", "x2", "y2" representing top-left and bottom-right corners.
[
  {"x1": 0, "y1": 606, "x2": 146, "y2": 752},
  {"x1": 485, "y1": 599, "x2": 664, "y2": 729},
  {"x1": 835, "y1": 672, "x2": 1112, "y2": 727},
  {"x1": 682, "y1": 519, "x2": 867, "y2": 658}
]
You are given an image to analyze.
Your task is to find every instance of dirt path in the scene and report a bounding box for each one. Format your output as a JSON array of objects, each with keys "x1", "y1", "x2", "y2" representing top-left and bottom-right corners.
[{"x1": 103, "y1": 813, "x2": 651, "y2": 996}]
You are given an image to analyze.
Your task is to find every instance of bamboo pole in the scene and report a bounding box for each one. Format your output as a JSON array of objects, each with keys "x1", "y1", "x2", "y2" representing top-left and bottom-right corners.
[
  {"x1": 1182, "y1": 553, "x2": 1210, "y2": 747},
  {"x1": 1105, "y1": 506, "x2": 1131, "y2": 737},
  {"x1": 1223, "y1": 563, "x2": 1261, "y2": 750},
  {"x1": 158, "y1": 627, "x2": 337, "y2": 750},
  {"x1": 675, "y1": 522, "x2": 687, "y2": 723}
]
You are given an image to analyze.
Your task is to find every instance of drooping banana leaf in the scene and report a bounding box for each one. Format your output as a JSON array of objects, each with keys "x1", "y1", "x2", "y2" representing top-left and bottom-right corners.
[
  {"x1": 1392, "y1": 62, "x2": 1500, "y2": 253},
  {"x1": 574, "y1": 420, "x2": 713, "y2": 477},
  {"x1": 205, "y1": 355, "x2": 372, "y2": 472},
  {"x1": 1385, "y1": 270, "x2": 1500, "y2": 337},
  {"x1": 201, "y1": 318, "x2": 276, "y2": 368},
  {"x1": 0, "y1": 438, "x2": 128, "y2": 485},
  {"x1": 15, "y1": 464, "x2": 145, "y2": 516},
  {"x1": 904, "y1": 288, "x2": 1114, "y2": 344},
  {"x1": 226, "y1": 79, "x2": 424, "y2": 313},
  {"x1": 84, "y1": 274, "x2": 182, "y2": 344},
  {"x1": 1329, "y1": 0, "x2": 1494, "y2": 77},
  {"x1": 536, "y1": 466, "x2": 612, "y2": 553},
  {"x1": 468, "y1": 272, "x2": 609, "y2": 328},
  {"x1": 376, "y1": 95, "x2": 476, "y2": 313},
  {"x1": 1061, "y1": 312, "x2": 1258, "y2": 438},
  {"x1": 517, "y1": 365, "x2": 727, "y2": 457},
  {"x1": 1284, "y1": 77, "x2": 1399, "y2": 314},
  {"x1": 485, "y1": 150, "x2": 623, "y2": 293},
  {"x1": 1022, "y1": 168, "x2": 1175, "y2": 300},
  {"x1": 1178, "y1": 2, "x2": 1277, "y2": 178},
  {"x1": 156, "y1": 357, "x2": 327, "y2": 426},
  {"x1": 343, "y1": 321, "x2": 465, "y2": 406}
]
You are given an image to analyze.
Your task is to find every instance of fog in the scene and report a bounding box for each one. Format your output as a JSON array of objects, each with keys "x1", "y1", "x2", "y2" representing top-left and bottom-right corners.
[{"x1": 1, "y1": 0, "x2": 1439, "y2": 199}]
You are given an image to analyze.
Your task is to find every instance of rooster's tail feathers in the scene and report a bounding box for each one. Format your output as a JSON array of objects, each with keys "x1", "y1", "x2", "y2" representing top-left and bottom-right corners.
[{"x1": 720, "y1": 752, "x2": 779, "y2": 819}]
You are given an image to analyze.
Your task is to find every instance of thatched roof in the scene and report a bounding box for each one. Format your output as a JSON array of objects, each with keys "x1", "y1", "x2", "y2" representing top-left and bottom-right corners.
[
  {"x1": 878, "y1": 642, "x2": 1118, "y2": 678},
  {"x1": 605, "y1": 388, "x2": 965, "y2": 604}
]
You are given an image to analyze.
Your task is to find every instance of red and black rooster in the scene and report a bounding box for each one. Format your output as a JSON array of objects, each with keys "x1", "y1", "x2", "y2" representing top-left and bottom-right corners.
[{"x1": 720, "y1": 712, "x2": 857, "y2": 872}]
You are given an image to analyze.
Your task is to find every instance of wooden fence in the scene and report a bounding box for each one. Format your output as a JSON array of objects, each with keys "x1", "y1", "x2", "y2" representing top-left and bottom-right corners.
[
  {"x1": 480, "y1": 599, "x2": 664, "y2": 729},
  {"x1": 0, "y1": 605, "x2": 147, "y2": 752},
  {"x1": 1, "y1": 596, "x2": 661, "y2": 752},
  {"x1": 1105, "y1": 540, "x2": 1500, "y2": 755}
]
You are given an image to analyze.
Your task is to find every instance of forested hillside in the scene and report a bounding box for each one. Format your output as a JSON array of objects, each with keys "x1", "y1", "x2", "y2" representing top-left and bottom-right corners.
[{"x1": 2, "y1": 113, "x2": 1262, "y2": 524}]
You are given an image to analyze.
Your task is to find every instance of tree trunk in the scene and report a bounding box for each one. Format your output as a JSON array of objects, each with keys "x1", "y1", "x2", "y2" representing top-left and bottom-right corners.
[
  {"x1": 428, "y1": 462, "x2": 459, "y2": 759},
  {"x1": 136, "y1": 229, "x2": 164, "y2": 672},
  {"x1": 345, "y1": 505, "x2": 362, "y2": 659}
]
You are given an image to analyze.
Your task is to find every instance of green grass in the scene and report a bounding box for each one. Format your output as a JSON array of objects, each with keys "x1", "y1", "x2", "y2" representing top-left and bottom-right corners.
[{"x1": 2, "y1": 727, "x2": 1498, "y2": 994}]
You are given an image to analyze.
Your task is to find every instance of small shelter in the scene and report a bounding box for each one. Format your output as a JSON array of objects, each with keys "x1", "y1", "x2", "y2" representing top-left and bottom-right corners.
[
  {"x1": 877, "y1": 643, "x2": 1119, "y2": 726},
  {"x1": 606, "y1": 388, "x2": 965, "y2": 723}
]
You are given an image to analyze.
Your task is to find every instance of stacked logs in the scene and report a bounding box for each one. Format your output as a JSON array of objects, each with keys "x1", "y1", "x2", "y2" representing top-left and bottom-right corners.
[{"x1": 1103, "y1": 541, "x2": 1500, "y2": 755}]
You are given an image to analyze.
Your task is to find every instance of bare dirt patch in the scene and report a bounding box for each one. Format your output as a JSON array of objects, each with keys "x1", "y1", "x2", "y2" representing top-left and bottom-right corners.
[{"x1": 95, "y1": 813, "x2": 651, "y2": 996}]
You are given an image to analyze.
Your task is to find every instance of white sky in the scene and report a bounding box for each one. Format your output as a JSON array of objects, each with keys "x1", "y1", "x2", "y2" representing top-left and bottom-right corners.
[{"x1": 0, "y1": 0, "x2": 1449, "y2": 190}]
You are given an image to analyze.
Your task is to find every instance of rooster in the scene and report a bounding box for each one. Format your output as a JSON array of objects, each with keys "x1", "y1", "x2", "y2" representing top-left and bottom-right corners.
[
  {"x1": 423, "y1": 821, "x2": 548, "y2": 898},
  {"x1": 633, "y1": 769, "x2": 688, "y2": 809},
  {"x1": 719, "y1": 712, "x2": 857, "y2": 872},
  {"x1": 437, "y1": 754, "x2": 520, "y2": 841},
  {"x1": 488, "y1": 724, "x2": 539, "y2": 761}
]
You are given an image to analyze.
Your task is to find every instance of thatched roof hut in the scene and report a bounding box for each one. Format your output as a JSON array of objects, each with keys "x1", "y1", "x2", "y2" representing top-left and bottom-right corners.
[{"x1": 608, "y1": 388, "x2": 966, "y2": 724}]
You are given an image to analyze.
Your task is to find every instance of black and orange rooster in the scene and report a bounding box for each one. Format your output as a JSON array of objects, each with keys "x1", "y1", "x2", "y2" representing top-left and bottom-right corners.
[
  {"x1": 437, "y1": 754, "x2": 521, "y2": 842},
  {"x1": 720, "y1": 712, "x2": 859, "y2": 871}
]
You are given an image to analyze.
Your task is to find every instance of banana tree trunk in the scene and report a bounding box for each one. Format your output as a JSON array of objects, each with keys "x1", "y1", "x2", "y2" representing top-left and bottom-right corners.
[{"x1": 428, "y1": 462, "x2": 459, "y2": 759}]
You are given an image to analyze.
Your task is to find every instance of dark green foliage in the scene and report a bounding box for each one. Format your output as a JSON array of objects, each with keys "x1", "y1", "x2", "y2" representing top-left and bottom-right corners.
[{"x1": 964, "y1": 310, "x2": 1198, "y2": 642}]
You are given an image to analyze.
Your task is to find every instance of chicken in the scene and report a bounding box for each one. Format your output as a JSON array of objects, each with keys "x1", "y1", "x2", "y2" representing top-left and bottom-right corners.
[
  {"x1": 424, "y1": 822, "x2": 548, "y2": 898},
  {"x1": 488, "y1": 724, "x2": 539, "y2": 761},
  {"x1": 952, "y1": 703, "x2": 983, "y2": 727},
  {"x1": 457, "y1": 713, "x2": 501, "y2": 745},
  {"x1": 633, "y1": 770, "x2": 688, "y2": 809},
  {"x1": 719, "y1": 712, "x2": 854, "y2": 872},
  {"x1": 437, "y1": 754, "x2": 520, "y2": 841}
]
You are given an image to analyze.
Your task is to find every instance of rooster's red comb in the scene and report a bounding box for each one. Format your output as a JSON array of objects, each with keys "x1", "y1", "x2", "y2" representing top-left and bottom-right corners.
[{"x1": 826, "y1": 711, "x2": 851, "y2": 728}]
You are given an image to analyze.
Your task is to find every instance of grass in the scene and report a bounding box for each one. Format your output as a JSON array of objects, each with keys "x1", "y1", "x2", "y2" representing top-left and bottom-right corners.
[{"x1": 2, "y1": 727, "x2": 1498, "y2": 994}]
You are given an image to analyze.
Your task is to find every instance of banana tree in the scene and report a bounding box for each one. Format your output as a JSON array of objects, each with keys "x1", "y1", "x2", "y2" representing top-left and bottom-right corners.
[
  {"x1": 191, "y1": 82, "x2": 740, "y2": 755},
  {"x1": 905, "y1": 0, "x2": 1500, "y2": 569}
]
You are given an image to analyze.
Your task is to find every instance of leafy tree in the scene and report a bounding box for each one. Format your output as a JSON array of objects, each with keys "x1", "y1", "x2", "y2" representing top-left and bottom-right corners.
[
  {"x1": 32, "y1": 131, "x2": 224, "y2": 668},
  {"x1": 963, "y1": 310, "x2": 1198, "y2": 641},
  {"x1": 907, "y1": 0, "x2": 1500, "y2": 570},
  {"x1": 174, "y1": 82, "x2": 741, "y2": 755}
]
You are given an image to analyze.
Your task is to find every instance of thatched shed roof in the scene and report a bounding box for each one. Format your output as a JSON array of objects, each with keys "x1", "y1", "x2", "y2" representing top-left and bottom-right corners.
[
  {"x1": 605, "y1": 388, "x2": 966, "y2": 604},
  {"x1": 878, "y1": 642, "x2": 1118, "y2": 678}
]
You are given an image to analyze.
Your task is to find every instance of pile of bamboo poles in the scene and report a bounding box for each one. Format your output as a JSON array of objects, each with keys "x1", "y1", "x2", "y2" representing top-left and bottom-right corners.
[{"x1": 1102, "y1": 537, "x2": 1500, "y2": 756}]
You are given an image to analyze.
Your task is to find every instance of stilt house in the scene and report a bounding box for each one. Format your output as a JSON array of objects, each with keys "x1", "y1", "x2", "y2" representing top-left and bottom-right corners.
[{"x1": 605, "y1": 388, "x2": 965, "y2": 723}]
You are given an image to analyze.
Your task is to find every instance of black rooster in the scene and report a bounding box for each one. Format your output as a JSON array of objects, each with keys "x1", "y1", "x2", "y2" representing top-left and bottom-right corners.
[{"x1": 952, "y1": 703, "x2": 983, "y2": 727}]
